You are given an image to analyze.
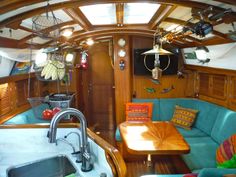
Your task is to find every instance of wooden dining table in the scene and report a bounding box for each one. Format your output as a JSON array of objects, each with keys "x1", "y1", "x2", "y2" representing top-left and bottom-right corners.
[{"x1": 119, "y1": 121, "x2": 190, "y2": 168}]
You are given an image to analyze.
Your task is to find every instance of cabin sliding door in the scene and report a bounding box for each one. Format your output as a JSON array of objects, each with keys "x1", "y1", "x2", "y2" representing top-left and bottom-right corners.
[{"x1": 86, "y1": 41, "x2": 115, "y2": 132}]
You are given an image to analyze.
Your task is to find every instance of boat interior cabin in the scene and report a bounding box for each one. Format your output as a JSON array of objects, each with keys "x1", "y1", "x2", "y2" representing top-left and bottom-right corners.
[{"x1": 1, "y1": 1, "x2": 236, "y2": 177}]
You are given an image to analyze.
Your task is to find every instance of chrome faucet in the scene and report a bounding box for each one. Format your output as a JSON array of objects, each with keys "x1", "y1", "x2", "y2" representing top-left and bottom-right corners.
[
  {"x1": 64, "y1": 131, "x2": 82, "y2": 163},
  {"x1": 48, "y1": 108, "x2": 93, "y2": 172},
  {"x1": 56, "y1": 138, "x2": 76, "y2": 153}
]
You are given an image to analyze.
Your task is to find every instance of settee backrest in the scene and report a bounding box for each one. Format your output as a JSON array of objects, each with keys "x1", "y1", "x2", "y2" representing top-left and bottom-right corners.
[
  {"x1": 132, "y1": 98, "x2": 160, "y2": 121},
  {"x1": 211, "y1": 108, "x2": 236, "y2": 144},
  {"x1": 4, "y1": 104, "x2": 50, "y2": 124}
]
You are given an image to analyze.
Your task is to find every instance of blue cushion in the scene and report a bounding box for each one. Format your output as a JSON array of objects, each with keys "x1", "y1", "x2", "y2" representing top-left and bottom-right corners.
[
  {"x1": 198, "y1": 168, "x2": 236, "y2": 177},
  {"x1": 132, "y1": 98, "x2": 160, "y2": 121},
  {"x1": 177, "y1": 127, "x2": 207, "y2": 138},
  {"x1": 211, "y1": 109, "x2": 236, "y2": 144},
  {"x1": 182, "y1": 137, "x2": 218, "y2": 171},
  {"x1": 159, "y1": 98, "x2": 197, "y2": 121},
  {"x1": 115, "y1": 127, "x2": 122, "y2": 142},
  {"x1": 193, "y1": 100, "x2": 220, "y2": 135},
  {"x1": 4, "y1": 104, "x2": 50, "y2": 125},
  {"x1": 25, "y1": 104, "x2": 50, "y2": 124},
  {"x1": 4, "y1": 114, "x2": 28, "y2": 124}
]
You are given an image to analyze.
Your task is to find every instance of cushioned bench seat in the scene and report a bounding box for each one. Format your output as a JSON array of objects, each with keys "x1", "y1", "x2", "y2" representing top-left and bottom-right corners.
[
  {"x1": 115, "y1": 98, "x2": 236, "y2": 175},
  {"x1": 4, "y1": 104, "x2": 50, "y2": 124},
  {"x1": 183, "y1": 137, "x2": 218, "y2": 171}
]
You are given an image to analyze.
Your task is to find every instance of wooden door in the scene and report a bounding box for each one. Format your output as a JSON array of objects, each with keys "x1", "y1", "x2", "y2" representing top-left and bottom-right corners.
[{"x1": 87, "y1": 41, "x2": 115, "y2": 131}]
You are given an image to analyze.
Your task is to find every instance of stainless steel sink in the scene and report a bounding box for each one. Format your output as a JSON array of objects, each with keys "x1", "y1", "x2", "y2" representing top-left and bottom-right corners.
[{"x1": 7, "y1": 155, "x2": 77, "y2": 177}]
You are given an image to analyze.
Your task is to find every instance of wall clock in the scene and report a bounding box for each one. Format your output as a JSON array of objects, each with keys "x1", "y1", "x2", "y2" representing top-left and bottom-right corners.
[{"x1": 118, "y1": 38, "x2": 126, "y2": 47}]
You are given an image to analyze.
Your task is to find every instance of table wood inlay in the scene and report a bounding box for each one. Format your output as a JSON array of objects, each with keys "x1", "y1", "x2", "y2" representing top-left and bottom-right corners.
[{"x1": 119, "y1": 121, "x2": 190, "y2": 155}]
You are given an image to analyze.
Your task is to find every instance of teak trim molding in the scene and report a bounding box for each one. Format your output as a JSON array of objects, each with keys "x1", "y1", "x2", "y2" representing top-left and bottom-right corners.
[{"x1": 185, "y1": 64, "x2": 236, "y2": 76}]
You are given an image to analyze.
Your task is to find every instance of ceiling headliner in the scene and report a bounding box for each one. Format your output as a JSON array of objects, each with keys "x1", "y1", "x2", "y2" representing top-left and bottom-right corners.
[{"x1": 0, "y1": 0, "x2": 236, "y2": 49}]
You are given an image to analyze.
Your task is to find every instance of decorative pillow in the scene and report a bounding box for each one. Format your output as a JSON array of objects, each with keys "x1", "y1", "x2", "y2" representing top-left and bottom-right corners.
[
  {"x1": 125, "y1": 103, "x2": 153, "y2": 122},
  {"x1": 171, "y1": 105, "x2": 198, "y2": 130},
  {"x1": 216, "y1": 134, "x2": 236, "y2": 168}
]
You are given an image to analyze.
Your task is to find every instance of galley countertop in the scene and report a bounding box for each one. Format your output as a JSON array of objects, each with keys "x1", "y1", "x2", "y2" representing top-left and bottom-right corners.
[{"x1": 0, "y1": 128, "x2": 113, "y2": 177}]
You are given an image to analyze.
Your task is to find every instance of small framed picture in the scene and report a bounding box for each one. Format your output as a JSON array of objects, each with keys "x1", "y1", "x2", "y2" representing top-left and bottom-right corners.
[{"x1": 10, "y1": 61, "x2": 31, "y2": 75}]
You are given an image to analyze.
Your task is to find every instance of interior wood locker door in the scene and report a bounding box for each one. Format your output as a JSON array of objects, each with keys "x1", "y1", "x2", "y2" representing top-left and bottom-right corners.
[{"x1": 87, "y1": 42, "x2": 115, "y2": 131}]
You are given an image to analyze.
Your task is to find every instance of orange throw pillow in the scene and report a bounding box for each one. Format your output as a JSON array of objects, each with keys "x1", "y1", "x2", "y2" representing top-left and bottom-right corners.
[{"x1": 126, "y1": 103, "x2": 153, "y2": 122}]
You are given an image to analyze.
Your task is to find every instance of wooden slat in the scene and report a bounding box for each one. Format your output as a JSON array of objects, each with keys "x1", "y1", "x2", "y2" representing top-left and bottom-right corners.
[
  {"x1": 0, "y1": 83, "x2": 12, "y2": 116},
  {"x1": 0, "y1": 73, "x2": 36, "y2": 85},
  {"x1": 15, "y1": 80, "x2": 29, "y2": 107},
  {"x1": 229, "y1": 77, "x2": 236, "y2": 109},
  {"x1": 199, "y1": 73, "x2": 210, "y2": 96},
  {"x1": 18, "y1": 21, "x2": 76, "y2": 45},
  {"x1": 212, "y1": 30, "x2": 230, "y2": 40},
  {"x1": 63, "y1": 8, "x2": 93, "y2": 31},
  {"x1": 18, "y1": 26, "x2": 34, "y2": 33},
  {"x1": 149, "y1": 5, "x2": 176, "y2": 29},
  {"x1": 211, "y1": 74, "x2": 227, "y2": 99},
  {"x1": 0, "y1": 36, "x2": 18, "y2": 48},
  {"x1": 72, "y1": 28, "x2": 154, "y2": 42}
]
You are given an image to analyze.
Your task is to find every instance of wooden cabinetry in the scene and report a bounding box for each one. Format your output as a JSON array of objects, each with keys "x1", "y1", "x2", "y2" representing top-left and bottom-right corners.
[
  {"x1": 228, "y1": 76, "x2": 236, "y2": 109},
  {"x1": 0, "y1": 83, "x2": 13, "y2": 116},
  {"x1": 198, "y1": 73, "x2": 227, "y2": 100}
]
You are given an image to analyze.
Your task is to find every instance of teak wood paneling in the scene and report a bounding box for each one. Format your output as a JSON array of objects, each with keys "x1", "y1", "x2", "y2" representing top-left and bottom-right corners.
[
  {"x1": 131, "y1": 36, "x2": 189, "y2": 99},
  {"x1": 86, "y1": 41, "x2": 115, "y2": 131},
  {"x1": 113, "y1": 35, "x2": 131, "y2": 125},
  {"x1": 198, "y1": 73, "x2": 210, "y2": 96},
  {"x1": 0, "y1": 83, "x2": 13, "y2": 116},
  {"x1": 0, "y1": 74, "x2": 49, "y2": 124},
  {"x1": 228, "y1": 76, "x2": 236, "y2": 110}
]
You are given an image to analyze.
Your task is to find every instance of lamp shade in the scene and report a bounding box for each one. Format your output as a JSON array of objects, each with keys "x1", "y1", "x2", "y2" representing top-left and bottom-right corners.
[
  {"x1": 60, "y1": 27, "x2": 74, "y2": 37},
  {"x1": 142, "y1": 45, "x2": 173, "y2": 55}
]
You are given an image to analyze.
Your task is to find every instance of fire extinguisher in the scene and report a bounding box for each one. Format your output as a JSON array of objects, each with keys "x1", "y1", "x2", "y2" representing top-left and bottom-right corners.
[{"x1": 80, "y1": 50, "x2": 88, "y2": 69}]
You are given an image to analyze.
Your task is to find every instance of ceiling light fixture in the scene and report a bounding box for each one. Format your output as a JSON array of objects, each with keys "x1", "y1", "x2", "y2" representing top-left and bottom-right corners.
[
  {"x1": 86, "y1": 39, "x2": 94, "y2": 46},
  {"x1": 142, "y1": 28, "x2": 173, "y2": 81},
  {"x1": 60, "y1": 27, "x2": 74, "y2": 37}
]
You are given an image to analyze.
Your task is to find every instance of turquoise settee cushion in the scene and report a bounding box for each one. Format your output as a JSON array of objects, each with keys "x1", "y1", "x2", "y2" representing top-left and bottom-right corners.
[
  {"x1": 177, "y1": 127, "x2": 207, "y2": 138},
  {"x1": 211, "y1": 108, "x2": 236, "y2": 144},
  {"x1": 193, "y1": 100, "x2": 220, "y2": 135},
  {"x1": 4, "y1": 104, "x2": 50, "y2": 124},
  {"x1": 132, "y1": 98, "x2": 160, "y2": 121},
  {"x1": 4, "y1": 114, "x2": 28, "y2": 124},
  {"x1": 182, "y1": 137, "x2": 218, "y2": 171},
  {"x1": 198, "y1": 168, "x2": 236, "y2": 177},
  {"x1": 159, "y1": 98, "x2": 197, "y2": 121}
]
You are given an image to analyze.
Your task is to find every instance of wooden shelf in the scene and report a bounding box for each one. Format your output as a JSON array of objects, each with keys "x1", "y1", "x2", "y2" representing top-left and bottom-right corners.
[{"x1": 0, "y1": 73, "x2": 36, "y2": 84}]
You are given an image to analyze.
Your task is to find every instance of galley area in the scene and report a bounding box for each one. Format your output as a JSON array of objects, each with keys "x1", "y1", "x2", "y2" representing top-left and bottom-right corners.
[{"x1": 0, "y1": 1, "x2": 236, "y2": 177}]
